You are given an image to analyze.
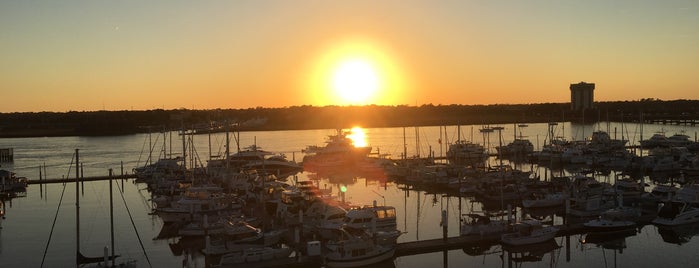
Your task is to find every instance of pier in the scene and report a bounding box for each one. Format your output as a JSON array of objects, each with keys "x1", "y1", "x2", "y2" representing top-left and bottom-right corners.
[
  {"x1": 26, "y1": 174, "x2": 138, "y2": 185},
  {"x1": 394, "y1": 211, "x2": 656, "y2": 258}
]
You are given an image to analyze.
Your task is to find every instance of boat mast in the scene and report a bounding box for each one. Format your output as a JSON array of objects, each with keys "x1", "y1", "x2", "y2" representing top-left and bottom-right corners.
[
  {"x1": 109, "y1": 169, "x2": 115, "y2": 267},
  {"x1": 181, "y1": 122, "x2": 187, "y2": 169},
  {"x1": 75, "y1": 149, "x2": 80, "y2": 268},
  {"x1": 225, "y1": 124, "x2": 230, "y2": 169},
  {"x1": 403, "y1": 127, "x2": 407, "y2": 160}
]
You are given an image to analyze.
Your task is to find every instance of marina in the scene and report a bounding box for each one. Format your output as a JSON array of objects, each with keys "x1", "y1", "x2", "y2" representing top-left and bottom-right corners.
[{"x1": 2, "y1": 122, "x2": 699, "y2": 267}]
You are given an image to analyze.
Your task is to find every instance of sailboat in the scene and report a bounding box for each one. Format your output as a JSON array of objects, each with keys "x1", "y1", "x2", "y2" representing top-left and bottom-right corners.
[{"x1": 73, "y1": 150, "x2": 137, "y2": 268}]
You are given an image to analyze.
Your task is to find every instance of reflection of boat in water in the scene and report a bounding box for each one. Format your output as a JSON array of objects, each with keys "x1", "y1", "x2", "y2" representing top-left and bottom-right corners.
[
  {"x1": 502, "y1": 239, "x2": 560, "y2": 263},
  {"x1": 658, "y1": 222, "x2": 699, "y2": 245},
  {"x1": 212, "y1": 246, "x2": 293, "y2": 267},
  {"x1": 462, "y1": 241, "x2": 498, "y2": 256},
  {"x1": 652, "y1": 201, "x2": 699, "y2": 226},
  {"x1": 581, "y1": 228, "x2": 637, "y2": 250}
]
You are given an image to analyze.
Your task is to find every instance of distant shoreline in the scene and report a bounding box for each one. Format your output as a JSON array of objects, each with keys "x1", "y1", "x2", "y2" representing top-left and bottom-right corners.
[{"x1": 2, "y1": 100, "x2": 698, "y2": 138}]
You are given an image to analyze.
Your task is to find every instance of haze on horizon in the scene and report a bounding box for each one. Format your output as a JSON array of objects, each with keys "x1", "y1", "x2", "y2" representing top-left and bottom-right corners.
[{"x1": 1, "y1": 0, "x2": 697, "y2": 113}]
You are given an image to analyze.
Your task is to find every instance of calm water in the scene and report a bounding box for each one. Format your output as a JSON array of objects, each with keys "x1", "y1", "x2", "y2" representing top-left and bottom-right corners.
[{"x1": 2, "y1": 122, "x2": 699, "y2": 268}]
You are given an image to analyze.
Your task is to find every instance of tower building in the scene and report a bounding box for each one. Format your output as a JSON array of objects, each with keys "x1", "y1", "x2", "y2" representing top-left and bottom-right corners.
[{"x1": 570, "y1": 82, "x2": 595, "y2": 111}]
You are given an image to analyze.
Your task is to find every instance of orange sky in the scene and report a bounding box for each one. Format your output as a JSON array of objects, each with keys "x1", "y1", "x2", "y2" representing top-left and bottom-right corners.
[{"x1": 1, "y1": 1, "x2": 697, "y2": 112}]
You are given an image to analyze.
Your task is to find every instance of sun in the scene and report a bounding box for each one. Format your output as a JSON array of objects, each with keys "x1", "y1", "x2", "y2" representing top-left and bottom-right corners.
[
  {"x1": 332, "y1": 58, "x2": 379, "y2": 104},
  {"x1": 304, "y1": 37, "x2": 414, "y2": 106}
]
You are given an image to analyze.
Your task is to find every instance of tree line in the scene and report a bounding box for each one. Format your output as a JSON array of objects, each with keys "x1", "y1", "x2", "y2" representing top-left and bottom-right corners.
[{"x1": 1, "y1": 99, "x2": 698, "y2": 138}]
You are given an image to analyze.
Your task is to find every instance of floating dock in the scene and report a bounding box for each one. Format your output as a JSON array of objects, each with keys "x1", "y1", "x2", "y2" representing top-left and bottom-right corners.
[{"x1": 26, "y1": 174, "x2": 138, "y2": 184}]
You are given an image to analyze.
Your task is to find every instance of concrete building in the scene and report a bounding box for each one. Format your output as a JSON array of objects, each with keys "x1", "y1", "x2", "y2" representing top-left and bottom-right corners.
[{"x1": 570, "y1": 82, "x2": 595, "y2": 111}]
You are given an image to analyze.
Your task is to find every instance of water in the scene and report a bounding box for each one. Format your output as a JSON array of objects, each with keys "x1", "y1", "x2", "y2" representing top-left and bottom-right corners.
[{"x1": 1, "y1": 122, "x2": 699, "y2": 267}]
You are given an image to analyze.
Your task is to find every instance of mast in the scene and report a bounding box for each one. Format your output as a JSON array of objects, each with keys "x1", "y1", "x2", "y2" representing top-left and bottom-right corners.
[
  {"x1": 109, "y1": 169, "x2": 115, "y2": 268},
  {"x1": 75, "y1": 149, "x2": 80, "y2": 268},
  {"x1": 225, "y1": 124, "x2": 230, "y2": 169},
  {"x1": 181, "y1": 123, "x2": 187, "y2": 169},
  {"x1": 402, "y1": 127, "x2": 407, "y2": 160}
]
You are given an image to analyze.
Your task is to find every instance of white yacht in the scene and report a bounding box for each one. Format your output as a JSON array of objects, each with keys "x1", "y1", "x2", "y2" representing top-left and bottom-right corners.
[
  {"x1": 324, "y1": 226, "x2": 395, "y2": 268},
  {"x1": 460, "y1": 213, "x2": 510, "y2": 236},
  {"x1": 500, "y1": 219, "x2": 559, "y2": 246}
]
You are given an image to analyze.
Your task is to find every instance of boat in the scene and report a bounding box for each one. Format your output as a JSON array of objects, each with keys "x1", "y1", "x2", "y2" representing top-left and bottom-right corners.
[
  {"x1": 342, "y1": 203, "x2": 397, "y2": 232},
  {"x1": 653, "y1": 201, "x2": 699, "y2": 226},
  {"x1": 521, "y1": 192, "x2": 566, "y2": 208},
  {"x1": 496, "y1": 139, "x2": 534, "y2": 157},
  {"x1": 154, "y1": 185, "x2": 242, "y2": 223},
  {"x1": 588, "y1": 131, "x2": 628, "y2": 152},
  {"x1": 583, "y1": 206, "x2": 639, "y2": 232},
  {"x1": 672, "y1": 183, "x2": 699, "y2": 205},
  {"x1": 500, "y1": 219, "x2": 559, "y2": 246},
  {"x1": 208, "y1": 144, "x2": 303, "y2": 176},
  {"x1": 683, "y1": 156, "x2": 699, "y2": 177},
  {"x1": 460, "y1": 213, "x2": 510, "y2": 236},
  {"x1": 68, "y1": 151, "x2": 137, "y2": 267},
  {"x1": 303, "y1": 129, "x2": 372, "y2": 171},
  {"x1": 324, "y1": 226, "x2": 396, "y2": 268},
  {"x1": 133, "y1": 156, "x2": 185, "y2": 181},
  {"x1": 640, "y1": 132, "x2": 669, "y2": 148},
  {"x1": 642, "y1": 183, "x2": 678, "y2": 203},
  {"x1": 446, "y1": 140, "x2": 488, "y2": 166},
  {"x1": 319, "y1": 202, "x2": 398, "y2": 241},
  {"x1": 667, "y1": 133, "x2": 693, "y2": 147},
  {"x1": 609, "y1": 177, "x2": 644, "y2": 198},
  {"x1": 203, "y1": 219, "x2": 285, "y2": 256},
  {"x1": 0, "y1": 169, "x2": 28, "y2": 193}
]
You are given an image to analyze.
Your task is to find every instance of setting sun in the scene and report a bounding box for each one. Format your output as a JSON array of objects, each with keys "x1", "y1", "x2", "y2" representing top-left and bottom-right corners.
[
  {"x1": 305, "y1": 37, "x2": 414, "y2": 107},
  {"x1": 332, "y1": 59, "x2": 379, "y2": 104}
]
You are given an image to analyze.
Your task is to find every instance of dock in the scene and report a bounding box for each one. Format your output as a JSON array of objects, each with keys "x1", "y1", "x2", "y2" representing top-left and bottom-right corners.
[
  {"x1": 395, "y1": 212, "x2": 657, "y2": 257},
  {"x1": 26, "y1": 174, "x2": 138, "y2": 185}
]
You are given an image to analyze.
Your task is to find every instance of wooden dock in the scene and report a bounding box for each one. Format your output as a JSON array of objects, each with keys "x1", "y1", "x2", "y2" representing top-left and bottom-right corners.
[
  {"x1": 395, "y1": 214, "x2": 656, "y2": 258},
  {"x1": 26, "y1": 174, "x2": 138, "y2": 185}
]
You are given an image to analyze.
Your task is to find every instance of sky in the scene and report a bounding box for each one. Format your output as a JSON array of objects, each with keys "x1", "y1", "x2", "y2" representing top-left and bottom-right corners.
[{"x1": 1, "y1": 0, "x2": 697, "y2": 112}]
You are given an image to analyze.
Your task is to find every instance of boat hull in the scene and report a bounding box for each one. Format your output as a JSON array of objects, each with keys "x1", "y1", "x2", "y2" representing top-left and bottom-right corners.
[{"x1": 501, "y1": 227, "x2": 559, "y2": 246}]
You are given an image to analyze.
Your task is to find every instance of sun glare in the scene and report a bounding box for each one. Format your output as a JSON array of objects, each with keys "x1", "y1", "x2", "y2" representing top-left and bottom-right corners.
[
  {"x1": 332, "y1": 59, "x2": 379, "y2": 104},
  {"x1": 305, "y1": 38, "x2": 413, "y2": 106},
  {"x1": 347, "y1": 127, "x2": 367, "y2": 148}
]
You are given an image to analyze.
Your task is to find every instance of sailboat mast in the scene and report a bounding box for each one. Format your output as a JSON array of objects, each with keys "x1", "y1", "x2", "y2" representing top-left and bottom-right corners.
[
  {"x1": 109, "y1": 169, "x2": 115, "y2": 268},
  {"x1": 403, "y1": 127, "x2": 407, "y2": 160},
  {"x1": 75, "y1": 149, "x2": 80, "y2": 268},
  {"x1": 181, "y1": 123, "x2": 187, "y2": 169}
]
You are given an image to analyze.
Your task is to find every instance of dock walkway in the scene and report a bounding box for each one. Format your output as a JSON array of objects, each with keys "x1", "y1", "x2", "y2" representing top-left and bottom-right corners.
[{"x1": 26, "y1": 174, "x2": 138, "y2": 185}]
